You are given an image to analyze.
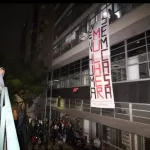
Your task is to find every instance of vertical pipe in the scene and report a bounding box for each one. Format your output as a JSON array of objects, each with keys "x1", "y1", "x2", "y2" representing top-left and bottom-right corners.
[
  {"x1": 44, "y1": 74, "x2": 48, "y2": 129},
  {"x1": 129, "y1": 103, "x2": 133, "y2": 121},
  {"x1": 49, "y1": 71, "x2": 53, "y2": 135},
  {"x1": 69, "y1": 99, "x2": 70, "y2": 108}
]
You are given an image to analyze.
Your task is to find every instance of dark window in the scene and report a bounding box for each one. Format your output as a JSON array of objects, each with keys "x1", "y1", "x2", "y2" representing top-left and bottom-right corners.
[
  {"x1": 61, "y1": 65, "x2": 69, "y2": 76},
  {"x1": 127, "y1": 33, "x2": 145, "y2": 44},
  {"x1": 128, "y1": 46, "x2": 146, "y2": 57},
  {"x1": 69, "y1": 63, "x2": 74, "y2": 74},
  {"x1": 148, "y1": 44, "x2": 150, "y2": 52},
  {"x1": 127, "y1": 39, "x2": 146, "y2": 51},
  {"x1": 111, "y1": 41, "x2": 124, "y2": 50},
  {"x1": 147, "y1": 36, "x2": 150, "y2": 44},
  {"x1": 114, "y1": 3, "x2": 122, "y2": 12},
  {"x1": 74, "y1": 60, "x2": 80, "y2": 72},
  {"x1": 111, "y1": 53, "x2": 125, "y2": 62},
  {"x1": 111, "y1": 46, "x2": 125, "y2": 56},
  {"x1": 53, "y1": 69, "x2": 60, "y2": 79},
  {"x1": 139, "y1": 63, "x2": 149, "y2": 79},
  {"x1": 82, "y1": 57, "x2": 89, "y2": 70},
  {"x1": 146, "y1": 30, "x2": 150, "y2": 36}
]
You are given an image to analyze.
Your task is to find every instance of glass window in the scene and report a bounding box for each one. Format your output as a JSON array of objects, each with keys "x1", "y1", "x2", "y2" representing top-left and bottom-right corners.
[
  {"x1": 101, "y1": 7, "x2": 107, "y2": 19},
  {"x1": 127, "y1": 33, "x2": 145, "y2": 44},
  {"x1": 111, "y1": 41, "x2": 124, "y2": 50},
  {"x1": 112, "y1": 59, "x2": 126, "y2": 69},
  {"x1": 111, "y1": 46, "x2": 125, "y2": 56},
  {"x1": 139, "y1": 63, "x2": 149, "y2": 79},
  {"x1": 147, "y1": 36, "x2": 150, "y2": 44},
  {"x1": 82, "y1": 18, "x2": 88, "y2": 33},
  {"x1": 148, "y1": 44, "x2": 150, "y2": 53},
  {"x1": 112, "y1": 69, "x2": 123, "y2": 81},
  {"x1": 111, "y1": 53, "x2": 125, "y2": 62},
  {"x1": 107, "y1": 3, "x2": 112, "y2": 11},
  {"x1": 138, "y1": 53, "x2": 147, "y2": 63},
  {"x1": 54, "y1": 23, "x2": 62, "y2": 40},
  {"x1": 82, "y1": 57, "x2": 89, "y2": 71},
  {"x1": 61, "y1": 36, "x2": 72, "y2": 53},
  {"x1": 114, "y1": 3, "x2": 122, "y2": 12},
  {"x1": 146, "y1": 30, "x2": 150, "y2": 37},
  {"x1": 53, "y1": 43, "x2": 61, "y2": 56},
  {"x1": 53, "y1": 69, "x2": 60, "y2": 80},
  {"x1": 61, "y1": 65, "x2": 69, "y2": 77},
  {"x1": 81, "y1": 75, "x2": 89, "y2": 86},
  {"x1": 127, "y1": 39, "x2": 146, "y2": 51},
  {"x1": 127, "y1": 46, "x2": 146, "y2": 58},
  {"x1": 74, "y1": 60, "x2": 80, "y2": 72},
  {"x1": 72, "y1": 26, "x2": 81, "y2": 46}
]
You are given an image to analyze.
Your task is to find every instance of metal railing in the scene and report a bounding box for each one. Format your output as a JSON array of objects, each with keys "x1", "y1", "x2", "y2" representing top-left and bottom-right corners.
[
  {"x1": 65, "y1": 99, "x2": 150, "y2": 126},
  {"x1": 0, "y1": 87, "x2": 20, "y2": 150}
]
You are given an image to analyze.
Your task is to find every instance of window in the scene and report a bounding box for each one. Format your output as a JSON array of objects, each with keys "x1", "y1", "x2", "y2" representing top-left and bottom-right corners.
[
  {"x1": 127, "y1": 33, "x2": 146, "y2": 58},
  {"x1": 61, "y1": 36, "x2": 72, "y2": 53},
  {"x1": 61, "y1": 65, "x2": 69, "y2": 77},
  {"x1": 127, "y1": 33, "x2": 145, "y2": 44},
  {"x1": 139, "y1": 63, "x2": 149, "y2": 79},
  {"x1": 53, "y1": 43, "x2": 61, "y2": 58},
  {"x1": 112, "y1": 68, "x2": 126, "y2": 82}
]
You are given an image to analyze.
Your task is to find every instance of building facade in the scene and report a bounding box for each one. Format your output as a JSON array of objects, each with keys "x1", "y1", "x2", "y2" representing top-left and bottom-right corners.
[{"x1": 46, "y1": 3, "x2": 150, "y2": 150}]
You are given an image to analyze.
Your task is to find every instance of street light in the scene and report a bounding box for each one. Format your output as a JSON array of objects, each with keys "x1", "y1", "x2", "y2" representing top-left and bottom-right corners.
[
  {"x1": 48, "y1": 78, "x2": 59, "y2": 135},
  {"x1": 43, "y1": 72, "x2": 59, "y2": 134}
]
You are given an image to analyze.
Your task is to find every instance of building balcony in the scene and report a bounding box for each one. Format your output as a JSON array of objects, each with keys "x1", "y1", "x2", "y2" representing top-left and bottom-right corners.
[
  {"x1": 52, "y1": 3, "x2": 150, "y2": 69},
  {"x1": 52, "y1": 98, "x2": 150, "y2": 138}
]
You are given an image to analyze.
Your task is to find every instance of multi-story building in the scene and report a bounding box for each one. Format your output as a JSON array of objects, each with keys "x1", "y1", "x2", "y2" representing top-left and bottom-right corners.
[
  {"x1": 47, "y1": 3, "x2": 150, "y2": 149},
  {"x1": 20, "y1": 4, "x2": 55, "y2": 118}
]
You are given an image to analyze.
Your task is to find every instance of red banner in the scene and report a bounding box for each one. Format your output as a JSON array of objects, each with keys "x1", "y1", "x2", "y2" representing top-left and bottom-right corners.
[{"x1": 89, "y1": 16, "x2": 115, "y2": 108}]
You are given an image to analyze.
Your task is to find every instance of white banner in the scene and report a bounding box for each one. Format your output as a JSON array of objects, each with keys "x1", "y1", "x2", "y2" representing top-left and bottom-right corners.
[{"x1": 89, "y1": 16, "x2": 115, "y2": 108}]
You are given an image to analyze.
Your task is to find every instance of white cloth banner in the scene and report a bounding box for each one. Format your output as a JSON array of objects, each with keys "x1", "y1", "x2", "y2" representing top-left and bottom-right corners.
[{"x1": 89, "y1": 16, "x2": 115, "y2": 108}]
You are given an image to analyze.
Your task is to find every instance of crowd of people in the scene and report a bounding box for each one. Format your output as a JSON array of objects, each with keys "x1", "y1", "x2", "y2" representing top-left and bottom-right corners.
[
  {"x1": 28, "y1": 115, "x2": 105, "y2": 150},
  {"x1": 14, "y1": 108, "x2": 105, "y2": 150},
  {"x1": 29, "y1": 116, "x2": 87, "y2": 150},
  {"x1": 49, "y1": 116, "x2": 87, "y2": 149}
]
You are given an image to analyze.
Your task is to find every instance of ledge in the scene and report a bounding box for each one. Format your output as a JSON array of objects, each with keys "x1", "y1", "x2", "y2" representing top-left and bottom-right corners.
[{"x1": 55, "y1": 107, "x2": 150, "y2": 138}]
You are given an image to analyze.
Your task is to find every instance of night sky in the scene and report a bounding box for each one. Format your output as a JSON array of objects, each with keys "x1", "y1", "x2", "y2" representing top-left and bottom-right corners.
[{"x1": 0, "y1": 4, "x2": 32, "y2": 53}]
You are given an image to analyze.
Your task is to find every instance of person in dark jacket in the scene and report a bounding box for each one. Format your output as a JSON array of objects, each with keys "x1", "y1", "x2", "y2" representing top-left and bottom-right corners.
[{"x1": 17, "y1": 103, "x2": 27, "y2": 150}]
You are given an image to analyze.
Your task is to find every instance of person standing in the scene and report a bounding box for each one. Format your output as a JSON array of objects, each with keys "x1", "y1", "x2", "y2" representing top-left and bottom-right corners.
[
  {"x1": 93, "y1": 137, "x2": 101, "y2": 150},
  {"x1": 31, "y1": 136, "x2": 37, "y2": 150},
  {"x1": 0, "y1": 67, "x2": 5, "y2": 93},
  {"x1": 0, "y1": 67, "x2": 5, "y2": 117},
  {"x1": 43, "y1": 131, "x2": 48, "y2": 150}
]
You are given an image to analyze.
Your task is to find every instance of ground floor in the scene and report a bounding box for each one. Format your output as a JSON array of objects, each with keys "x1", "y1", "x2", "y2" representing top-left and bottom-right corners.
[{"x1": 52, "y1": 109, "x2": 150, "y2": 150}]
